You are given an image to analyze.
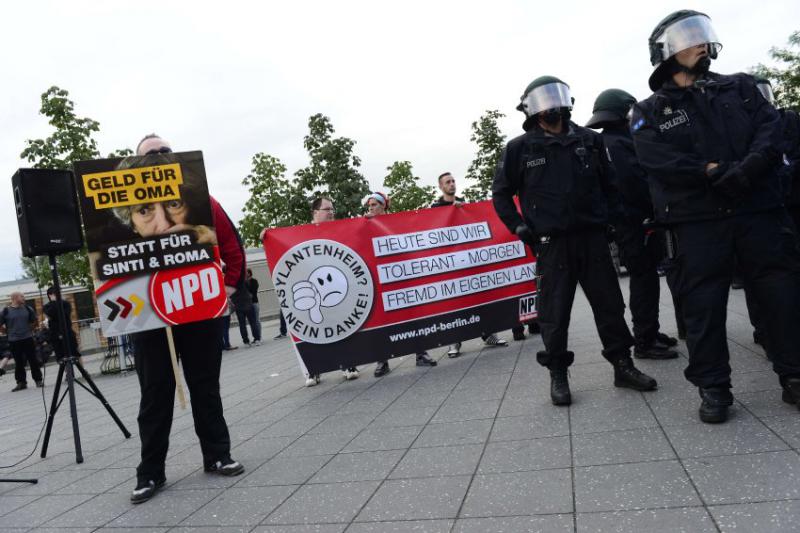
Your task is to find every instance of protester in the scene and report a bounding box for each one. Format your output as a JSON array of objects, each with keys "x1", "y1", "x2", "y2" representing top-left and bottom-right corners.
[
  {"x1": 302, "y1": 196, "x2": 360, "y2": 385},
  {"x1": 432, "y1": 172, "x2": 510, "y2": 357},
  {"x1": 0, "y1": 292, "x2": 42, "y2": 391},
  {"x1": 365, "y1": 192, "x2": 438, "y2": 377},
  {"x1": 236, "y1": 268, "x2": 262, "y2": 347},
  {"x1": 129, "y1": 134, "x2": 244, "y2": 504},
  {"x1": 586, "y1": 88, "x2": 679, "y2": 360},
  {"x1": 631, "y1": 10, "x2": 800, "y2": 423},
  {"x1": 42, "y1": 286, "x2": 82, "y2": 364},
  {"x1": 493, "y1": 76, "x2": 658, "y2": 406}
]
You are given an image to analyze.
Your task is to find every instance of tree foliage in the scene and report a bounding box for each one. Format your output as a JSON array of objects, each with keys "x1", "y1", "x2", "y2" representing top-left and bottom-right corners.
[
  {"x1": 463, "y1": 110, "x2": 507, "y2": 202},
  {"x1": 239, "y1": 153, "x2": 300, "y2": 246},
  {"x1": 382, "y1": 161, "x2": 435, "y2": 213},
  {"x1": 753, "y1": 31, "x2": 800, "y2": 111},
  {"x1": 294, "y1": 114, "x2": 370, "y2": 220},
  {"x1": 20, "y1": 87, "x2": 101, "y2": 289}
]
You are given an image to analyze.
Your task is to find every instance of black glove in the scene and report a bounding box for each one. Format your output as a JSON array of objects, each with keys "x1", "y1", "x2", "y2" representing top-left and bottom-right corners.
[
  {"x1": 711, "y1": 164, "x2": 750, "y2": 199},
  {"x1": 515, "y1": 223, "x2": 535, "y2": 246}
]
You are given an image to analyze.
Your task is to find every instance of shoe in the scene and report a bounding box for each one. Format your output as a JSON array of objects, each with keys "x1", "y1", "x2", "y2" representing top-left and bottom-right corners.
[
  {"x1": 343, "y1": 367, "x2": 360, "y2": 380},
  {"x1": 35, "y1": 380, "x2": 44, "y2": 388},
  {"x1": 223, "y1": 346, "x2": 238, "y2": 351},
  {"x1": 447, "y1": 343, "x2": 462, "y2": 358},
  {"x1": 130, "y1": 476, "x2": 166, "y2": 504},
  {"x1": 274, "y1": 333, "x2": 287, "y2": 339},
  {"x1": 253, "y1": 339, "x2": 262, "y2": 346},
  {"x1": 613, "y1": 358, "x2": 657, "y2": 391},
  {"x1": 698, "y1": 387, "x2": 733, "y2": 423},
  {"x1": 781, "y1": 376, "x2": 800, "y2": 408},
  {"x1": 528, "y1": 322, "x2": 541, "y2": 335},
  {"x1": 731, "y1": 280, "x2": 744, "y2": 290},
  {"x1": 549, "y1": 367, "x2": 571, "y2": 406},
  {"x1": 305, "y1": 374, "x2": 320, "y2": 387},
  {"x1": 243, "y1": 341, "x2": 251, "y2": 348},
  {"x1": 484, "y1": 334, "x2": 508, "y2": 347},
  {"x1": 374, "y1": 361, "x2": 391, "y2": 377},
  {"x1": 634, "y1": 343, "x2": 679, "y2": 360},
  {"x1": 205, "y1": 457, "x2": 245, "y2": 476},
  {"x1": 416, "y1": 352, "x2": 437, "y2": 367},
  {"x1": 513, "y1": 329, "x2": 526, "y2": 341},
  {"x1": 0, "y1": 368, "x2": 5, "y2": 376},
  {"x1": 655, "y1": 332, "x2": 679, "y2": 347},
  {"x1": 11, "y1": 383, "x2": 26, "y2": 392}
]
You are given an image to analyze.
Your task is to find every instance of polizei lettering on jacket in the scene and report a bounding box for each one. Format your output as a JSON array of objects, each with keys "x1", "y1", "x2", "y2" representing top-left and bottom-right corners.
[
  {"x1": 658, "y1": 109, "x2": 690, "y2": 132},
  {"x1": 526, "y1": 157, "x2": 546, "y2": 168}
]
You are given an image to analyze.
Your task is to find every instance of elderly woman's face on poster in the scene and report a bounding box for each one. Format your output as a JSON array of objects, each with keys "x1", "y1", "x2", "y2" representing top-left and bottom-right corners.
[{"x1": 130, "y1": 198, "x2": 189, "y2": 237}]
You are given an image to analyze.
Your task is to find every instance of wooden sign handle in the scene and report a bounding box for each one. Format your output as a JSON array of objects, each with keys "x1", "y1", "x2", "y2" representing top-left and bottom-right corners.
[{"x1": 165, "y1": 326, "x2": 187, "y2": 410}]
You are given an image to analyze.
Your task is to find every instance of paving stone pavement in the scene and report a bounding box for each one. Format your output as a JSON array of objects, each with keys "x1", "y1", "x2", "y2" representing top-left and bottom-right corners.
[{"x1": 0, "y1": 278, "x2": 799, "y2": 532}]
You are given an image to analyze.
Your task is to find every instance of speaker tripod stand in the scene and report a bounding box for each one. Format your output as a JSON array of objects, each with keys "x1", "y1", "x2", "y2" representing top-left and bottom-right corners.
[{"x1": 39, "y1": 252, "x2": 131, "y2": 463}]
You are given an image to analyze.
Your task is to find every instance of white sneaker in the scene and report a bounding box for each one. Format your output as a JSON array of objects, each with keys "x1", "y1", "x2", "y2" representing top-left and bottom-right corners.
[
  {"x1": 305, "y1": 374, "x2": 320, "y2": 387},
  {"x1": 447, "y1": 342, "x2": 462, "y2": 357},
  {"x1": 343, "y1": 367, "x2": 360, "y2": 380},
  {"x1": 253, "y1": 339, "x2": 262, "y2": 346}
]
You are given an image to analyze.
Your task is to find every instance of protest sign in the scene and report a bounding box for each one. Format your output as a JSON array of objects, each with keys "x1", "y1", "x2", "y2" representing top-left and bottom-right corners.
[
  {"x1": 264, "y1": 201, "x2": 537, "y2": 375},
  {"x1": 74, "y1": 151, "x2": 227, "y2": 336}
]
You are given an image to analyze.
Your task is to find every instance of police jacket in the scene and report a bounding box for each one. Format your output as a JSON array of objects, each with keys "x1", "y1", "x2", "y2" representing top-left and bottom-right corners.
[
  {"x1": 601, "y1": 124, "x2": 654, "y2": 225},
  {"x1": 492, "y1": 119, "x2": 623, "y2": 237},
  {"x1": 631, "y1": 72, "x2": 784, "y2": 223},
  {"x1": 779, "y1": 109, "x2": 800, "y2": 207}
]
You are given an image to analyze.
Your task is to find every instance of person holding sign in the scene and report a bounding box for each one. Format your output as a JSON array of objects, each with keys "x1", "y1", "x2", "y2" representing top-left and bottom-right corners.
[
  {"x1": 366, "y1": 192, "x2": 438, "y2": 377},
  {"x1": 127, "y1": 135, "x2": 244, "y2": 504},
  {"x1": 431, "y1": 173, "x2": 509, "y2": 357},
  {"x1": 493, "y1": 76, "x2": 657, "y2": 406}
]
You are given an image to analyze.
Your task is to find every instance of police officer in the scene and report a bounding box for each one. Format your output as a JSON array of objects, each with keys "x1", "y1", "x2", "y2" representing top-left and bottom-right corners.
[
  {"x1": 493, "y1": 76, "x2": 657, "y2": 406},
  {"x1": 631, "y1": 10, "x2": 800, "y2": 423},
  {"x1": 586, "y1": 89, "x2": 679, "y2": 360}
]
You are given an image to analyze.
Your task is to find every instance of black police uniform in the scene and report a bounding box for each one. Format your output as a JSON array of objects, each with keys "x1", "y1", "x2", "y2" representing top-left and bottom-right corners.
[
  {"x1": 601, "y1": 125, "x2": 667, "y2": 349},
  {"x1": 493, "y1": 119, "x2": 635, "y2": 369},
  {"x1": 631, "y1": 72, "x2": 800, "y2": 389}
]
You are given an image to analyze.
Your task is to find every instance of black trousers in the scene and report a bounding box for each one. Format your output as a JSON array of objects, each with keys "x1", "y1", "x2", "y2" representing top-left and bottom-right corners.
[
  {"x1": 132, "y1": 318, "x2": 231, "y2": 482},
  {"x1": 10, "y1": 337, "x2": 42, "y2": 385},
  {"x1": 618, "y1": 225, "x2": 663, "y2": 347},
  {"x1": 666, "y1": 211, "x2": 800, "y2": 388},
  {"x1": 534, "y1": 230, "x2": 633, "y2": 368}
]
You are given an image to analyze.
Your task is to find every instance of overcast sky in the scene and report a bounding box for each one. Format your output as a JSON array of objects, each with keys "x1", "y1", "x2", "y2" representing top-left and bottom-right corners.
[{"x1": 0, "y1": 0, "x2": 797, "y2": 280}]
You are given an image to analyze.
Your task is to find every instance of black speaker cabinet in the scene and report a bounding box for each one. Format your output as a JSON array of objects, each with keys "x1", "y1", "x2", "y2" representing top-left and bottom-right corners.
[{"x1": 12, "y1": 168, "x2": 83, "y2": 257}]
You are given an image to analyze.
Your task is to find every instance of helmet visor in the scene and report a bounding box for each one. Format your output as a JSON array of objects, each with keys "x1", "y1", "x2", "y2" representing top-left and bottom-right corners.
[
  {"x1": 522, "y1": 82, "x2": 572, "y2": 116},
  {"x1": 656, "y1": 14, "x2": 721, "y2": 61},
  {"x1": 757, "y1": 82, "x2": 776, "y2": 106}
]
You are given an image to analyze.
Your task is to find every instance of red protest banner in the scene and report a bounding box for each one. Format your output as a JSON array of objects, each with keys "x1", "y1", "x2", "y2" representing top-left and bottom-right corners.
[{"x1": 264, "y1": 200, "x2": 537, "y2": 375}]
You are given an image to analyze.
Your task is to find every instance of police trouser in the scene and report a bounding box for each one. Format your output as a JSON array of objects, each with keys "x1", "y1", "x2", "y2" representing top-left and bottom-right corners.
[
  {"x1": 534, "y1": 229, "x2": 634, "y2": 368},
  {"x1": 665, "y1": 211, "x2": 800, "y2": 388},
  {"x1": 132, "y1": 318, "x2": 232, "y2": 482},
  {"x1": 618, "y1": 224, "x2": 663, "y2": 347}
]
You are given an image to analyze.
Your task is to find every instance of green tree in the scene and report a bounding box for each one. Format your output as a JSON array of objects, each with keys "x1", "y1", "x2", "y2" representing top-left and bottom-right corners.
[
  {"x1": 753, "y1": 31, "x2": 800, "y2": 110},
  {"x1": 20, "y1": 86, "x2": 101, "y2": 289},
  {"x1": 463, "y1": 110, "x2": 507, "y2": 202},
  {"x1": 239, "y1": 153, "x2": 304, "y2": 246},
  {"x1": 294, "y1": 114, "x2": 370, "y2": 220},
  {"x1": 382, "y1": 161, "x2": 435, "y2": 212}
]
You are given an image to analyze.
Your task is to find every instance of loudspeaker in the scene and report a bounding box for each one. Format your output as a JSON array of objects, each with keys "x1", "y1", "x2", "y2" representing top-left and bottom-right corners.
[{"x1": 12, "y1": 168, "x2": 83, "y2": 257}]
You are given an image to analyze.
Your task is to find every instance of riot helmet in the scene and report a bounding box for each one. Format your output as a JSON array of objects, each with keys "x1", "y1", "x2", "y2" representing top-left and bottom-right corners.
[
  {"x1": 585, "y1": 89, "x2": 637, "y2": 129},
  {"x1": 754, "y1": 76, "x2": 776, "y2": 106},
  {"x1": 517, "y1": 76, "x2": 573, "y2": 118},
  {"x1": 647, "y1": 11, "x2": 721, "y2": 90}
]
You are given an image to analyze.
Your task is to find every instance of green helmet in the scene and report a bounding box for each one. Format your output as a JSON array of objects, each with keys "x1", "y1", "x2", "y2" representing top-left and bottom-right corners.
[
  {"x1": 585, "y1": 89, "x2": 637, "y2": 129},
  {"x1": 647, "y1": 10, "x2": 721, "y2": 90},
  {"x1": 516, "y1": 75, "x2": 573, "y2": 116}
]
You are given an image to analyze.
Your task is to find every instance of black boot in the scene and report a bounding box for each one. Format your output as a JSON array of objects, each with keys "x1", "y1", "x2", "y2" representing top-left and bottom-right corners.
[
  {"x1": 512, "y1": 326, "x2": 525, "y2": 341},
  {"x1": 698, "y1": 387, "x2": 733, "y2": 423},
  {"x1": 374, "y1": 361, "x2": 391, "y2": 377},
  {"x1": 780, "y1": 376, "x2": 800, "y2": 409},
  {"x1": 634, "y1": 342, "x2": 679, "y2": 360},
  {"x1": 416, "y1": 352, "x2": 437, "y2": 367},
  {"x1": 613, "y1": 358, "x2": 657, "y2": 391},
  {"x1": 549, "y1": 367, "x2": 571, "y2": 406},
  {"x1": 528, "y1": 321, "x2": 541, "y2": 335},
  {"x1": 655, "y1": 332, "x2": 678, "y2": 347}
]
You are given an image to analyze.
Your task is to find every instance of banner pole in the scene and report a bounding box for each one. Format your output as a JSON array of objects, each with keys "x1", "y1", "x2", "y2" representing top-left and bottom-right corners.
[{"x1": 165, "y1": 326, "x2": 187, "y2": 410}]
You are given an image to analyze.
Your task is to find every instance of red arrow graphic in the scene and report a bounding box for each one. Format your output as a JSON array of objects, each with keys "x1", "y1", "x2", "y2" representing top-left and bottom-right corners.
[{"x1": 116, "y1": 297, "x2": 133, "y2": 319}]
